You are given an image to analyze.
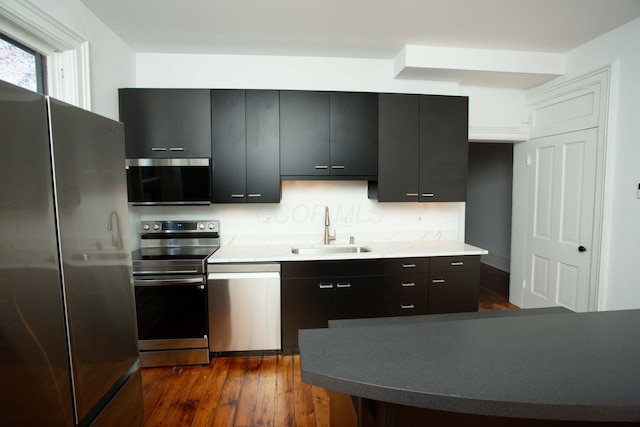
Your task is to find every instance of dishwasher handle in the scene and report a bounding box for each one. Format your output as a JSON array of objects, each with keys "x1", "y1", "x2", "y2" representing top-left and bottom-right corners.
[{"x1": 207, "y1": 271, "x2": 281, "y2": 281}]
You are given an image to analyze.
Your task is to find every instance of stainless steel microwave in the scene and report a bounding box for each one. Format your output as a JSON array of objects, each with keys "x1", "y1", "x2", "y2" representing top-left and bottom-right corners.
[{"x1": 125, "y1": 158, "x2": 212, "y2": 205}]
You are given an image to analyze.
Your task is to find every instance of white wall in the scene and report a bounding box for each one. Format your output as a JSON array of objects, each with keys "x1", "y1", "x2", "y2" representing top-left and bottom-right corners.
[
  {"x1": 26, "y1": 0, "x2": 136, "y2": 119},
  {"x1": 561, "y1": 18, "x2": 640, "y2": 310}
]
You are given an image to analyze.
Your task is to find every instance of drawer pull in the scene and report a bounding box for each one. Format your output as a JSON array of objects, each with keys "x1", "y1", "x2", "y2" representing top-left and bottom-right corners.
[
  {"x1": 331, "y1": 165, "x2": 345, "y2": 169},
  {"x1": 421, "y1": 193, "x2": 435, "y2": 197},
  {"x1": 151, "y1": 147, "x2": 167, "y2": 151},
  {"x1": 405, "y1": 193, "x2": 419, "y2": 197},
  {"x1": 337, "y1": 283, "x2": 351, "y2": 288},
  {"x1": 231, "y1": 194, "x2": 245, "y2": 198},
  {"x1": 431, "y1": 279, "x2": 446, "y2": 283},
  {"x1": 169, "y1": 147, "x2": 184, "y2": 151},
  {"x1": 402, "y1": 264, "x2": 416, "y2": 268},
  {"x1": 401, "y1": 282, "x2": 416, "y2": 287},
  {"x1": 450, "y1": 262, "x2": 464, "y2": 266},
  {"x1": 315, "y1": 165, "x2": 329, "y2": 169},
  {"x1": 247, "y1": 194, "x2": 262, "y2": 198},
  {"x1": 400, "y1": 304, "x2": 415, "y2": 309},
  {"x1": 319, "y1": 283, "x2": 334, "y2": 289}
]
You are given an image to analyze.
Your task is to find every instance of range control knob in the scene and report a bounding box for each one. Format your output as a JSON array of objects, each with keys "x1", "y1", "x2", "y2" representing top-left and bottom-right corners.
[
  {"x1": 199, "y1": 223, "x2": 205, "y2": 230},
  {"x1": 208, "y1": 223, "x2": 215, "y2": 230},
  {"x1": 153, "y1": 223, "x2": 160, "y2": 231},
  {"x1": 143, "y1": 223, "x2": 150, "y2": 231}
]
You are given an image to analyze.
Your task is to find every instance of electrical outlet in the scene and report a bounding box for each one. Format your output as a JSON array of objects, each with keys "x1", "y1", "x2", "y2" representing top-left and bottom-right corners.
[{"x1": 416, "y1": 215, "x2": 423, "y2": 224}]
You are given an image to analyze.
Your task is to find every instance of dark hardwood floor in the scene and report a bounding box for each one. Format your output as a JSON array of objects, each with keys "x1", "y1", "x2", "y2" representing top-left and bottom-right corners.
[{"x1": 141, "y1": 264, "x2": 516, "y2": 427}]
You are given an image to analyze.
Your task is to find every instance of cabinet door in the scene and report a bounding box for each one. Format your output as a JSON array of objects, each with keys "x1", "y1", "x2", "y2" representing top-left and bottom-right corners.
[
  {"x1": 376, "y1": 94, "x2": 420, "y2": 201},
  {"x1": 330, "y1": 92, "x2": 378, "y2": 177},
  {"x1": 246, "y1": 90, "x2": 281, "y2": 203},
  {"x1": 119, "y1": 89, "x2": 168, "y2": 158},
  {"x1": 211, "y1": 90, "x2": 246, "y2": 203},
  {"x1": 428, "y1": 271, "x2": 480, "y2": 314},
  {"x1": 167, "y1": 89, "x2": 212, "y2": 157},
  {"x1": 334, "y1": 276, "x2": 384, "y2": 320},
  {"x1": 280, "y1": 91, "x2": 330, "y2": 176},
  {"x1": 281, "y1": 277, "x2": 335, "y2": 353},
  {"x1": 119, "y1": 89, "x2": 211, "y2": 158},
  {"x1": 419, "y1": 95, "x2": 469, "y2": 202}
]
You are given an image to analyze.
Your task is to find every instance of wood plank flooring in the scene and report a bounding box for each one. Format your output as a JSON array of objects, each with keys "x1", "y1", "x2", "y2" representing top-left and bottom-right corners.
[{"x1": 142, "y1": 267, "x2": 517, "y2": 427}]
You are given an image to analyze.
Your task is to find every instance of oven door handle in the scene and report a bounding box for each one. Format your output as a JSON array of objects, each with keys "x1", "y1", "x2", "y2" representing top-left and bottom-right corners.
[{"x1": 134, "y1": 276, "x2": 205, "y2": 286}]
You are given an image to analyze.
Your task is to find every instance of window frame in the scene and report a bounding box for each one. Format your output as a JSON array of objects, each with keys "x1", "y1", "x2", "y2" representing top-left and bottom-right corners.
[
  {"x1": 0, "y1": 32, "x2": 47, "y2": 93},
  {"x1": 0, "y1": 0, "x2": 91, "y2": 109}
]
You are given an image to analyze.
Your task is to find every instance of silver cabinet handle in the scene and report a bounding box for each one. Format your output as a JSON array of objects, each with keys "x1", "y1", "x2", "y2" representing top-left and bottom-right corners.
[
  {"x1": 331, "y1": 165, "x2": 345, "y2": 169},
  {"x1": 231, "y1": 194, "x2": 245, "y2": 198},
  {"x1": 402, "y1": 264, "x2": 416, "y2": 268},
  {"x1": 400, "y1": 304, "x2": 415, "y2": 309},
  {"x1": 315, "y1": 165, "x2": 329, "y2": 169},
  {"x1": 401, "y1": 282, "x2": 416, "y2": 287},
  {"x1": 432, "y1": 279, "x2": 446, "y2": 283},
  {"x1": 337, "y1": 283, "x2": 351, "y2": 288},
  {"x1": 319, "y1": 283, "x2": 334, "y2": 289},
  {"x1": 422, "y1": 193, "x2": 435, "y2": 197},
  {"x1": 248, "y1": 194, "x2": 262, "y2": 198},
  {"x1": 450, "y1": 262, "x2": 464, "y2": 266},
  {"x1": 405, "y1": 193, "x2": 419, "y2": 197},
  {"x1": 169, "y1": 147, "x2": 184, "y2": 151},
  {"x1": 151, "y1": 147, "x2": 167, "y2": 151}
]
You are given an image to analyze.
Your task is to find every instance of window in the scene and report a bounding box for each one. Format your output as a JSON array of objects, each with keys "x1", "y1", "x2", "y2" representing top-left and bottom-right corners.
[{"x1": 0, "y1": 33, "x2": 46, "y2": 93}]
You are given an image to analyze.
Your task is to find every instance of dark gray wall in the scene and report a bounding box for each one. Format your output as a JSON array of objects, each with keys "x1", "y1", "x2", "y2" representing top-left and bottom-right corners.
[{"x1": 465, "y1": 142, "x2": 513, "y2": 272}]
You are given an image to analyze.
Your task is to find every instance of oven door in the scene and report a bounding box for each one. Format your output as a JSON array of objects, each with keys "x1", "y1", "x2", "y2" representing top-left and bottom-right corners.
[
  {"x1": 133, "y1": 274, "x2": 209, "y2": 366},
  {"x1": 125, "y1": 158, "x2": 211, "y2": 205}
]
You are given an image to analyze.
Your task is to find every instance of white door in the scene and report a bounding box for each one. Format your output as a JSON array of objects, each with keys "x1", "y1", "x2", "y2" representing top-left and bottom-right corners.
[{"x1": 523, "y1": 128, "x2": 597, "y2": 312}]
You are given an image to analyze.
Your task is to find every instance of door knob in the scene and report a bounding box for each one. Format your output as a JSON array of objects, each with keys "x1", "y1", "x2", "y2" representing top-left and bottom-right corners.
[{"x1": 578, "y1": 246, "x2": 587, "y2": 252}]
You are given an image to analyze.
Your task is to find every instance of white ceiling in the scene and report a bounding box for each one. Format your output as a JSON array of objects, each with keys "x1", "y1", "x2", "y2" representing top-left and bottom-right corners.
[{"x1": 80, "y1": 0, "x2": 640, "y2": 87}]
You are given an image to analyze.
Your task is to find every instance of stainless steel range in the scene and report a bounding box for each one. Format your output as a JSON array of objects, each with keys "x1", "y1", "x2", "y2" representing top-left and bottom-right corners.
[{"x1": 131, "y1": 220, "x2": 220, "y2": 367}]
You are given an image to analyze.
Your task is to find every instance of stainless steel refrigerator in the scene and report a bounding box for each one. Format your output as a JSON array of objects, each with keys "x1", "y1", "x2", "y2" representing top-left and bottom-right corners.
[{"x1": 0, "y1": 80, "x2": 144, "y2": 426}]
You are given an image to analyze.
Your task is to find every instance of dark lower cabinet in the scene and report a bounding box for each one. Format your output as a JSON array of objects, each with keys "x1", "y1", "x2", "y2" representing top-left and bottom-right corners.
[
  {"x1": 281, "y1": 277, "x2": 335, "y2": 353},
  {"x1": 211, "y1": 89, "x2": 280, "y2": 203},
  {"x1": 281, "y1": 256, "x2": 480, "y2": 353},
  {"x1": 428, "y1": 256, "x2": 480, "y2": 314}
]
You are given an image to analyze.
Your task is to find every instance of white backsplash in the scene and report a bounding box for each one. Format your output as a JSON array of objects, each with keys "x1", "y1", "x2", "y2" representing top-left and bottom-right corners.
[{"x1": 128, "y1": 181, "x2": 465, "y2": 248}]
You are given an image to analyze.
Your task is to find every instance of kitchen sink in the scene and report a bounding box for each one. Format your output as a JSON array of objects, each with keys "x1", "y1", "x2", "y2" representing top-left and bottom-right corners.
[{"x1": 291, "y1": 245, "x2": 372, "y2": 255}]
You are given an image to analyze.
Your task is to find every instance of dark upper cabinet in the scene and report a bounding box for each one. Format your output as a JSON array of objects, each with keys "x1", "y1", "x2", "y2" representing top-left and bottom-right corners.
[
  {"x1": 280, "y1": 91, "x2": 377, "y2": 179},
  {"x1": 329, "y1": 92, "x2": 378, "y2": 176},
  {"x1": 212, "y1": 89, "x2": 280, "y2": 203},
  {"x1": 419, "y1": 95, "x2": 469, "y2": 202},
  {"x1": 372, "y1": 94, "x2": 468, "y2": 202},
  {"x1": 280, "y1": 91, "x2": 330, "y2": 176},
  {"x1": 375, "y1": 94, "x2": 421, "y2": 202},
  {"x1": 246, "y1": 90, "x2": 281, "y2": 202},
  {"x1": 119, "y1": 89, "x2": 211, "y2": 158}
]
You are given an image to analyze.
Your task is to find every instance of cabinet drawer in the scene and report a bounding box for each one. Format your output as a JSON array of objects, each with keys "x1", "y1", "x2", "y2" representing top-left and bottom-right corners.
[
  {"x1": 384, "y1": 297, "x2": 427, "y2": 317},
  {"x1": 386, "y1": 258, "x2": 429, "y2": 275},
  {"x1": 281, "y1": 259, "x2": 385, "y2": 278},
  {"x1": 430, "y1": 255, "x2": 480, "y2": 272},
  {"x1": 385, "y1": 274, "x2": 427, "y2": 297}
]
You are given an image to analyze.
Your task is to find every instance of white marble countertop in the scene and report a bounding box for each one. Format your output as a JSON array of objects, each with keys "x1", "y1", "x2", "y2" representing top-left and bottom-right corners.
[{"x1": 207, "y1": 240, "x2": 488, "y2": 263}]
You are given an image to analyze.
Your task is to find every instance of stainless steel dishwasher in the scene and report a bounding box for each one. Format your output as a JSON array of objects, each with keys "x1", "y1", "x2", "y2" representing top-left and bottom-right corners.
[{"x1": 207, "y1": 263, "x2": 281, "y2": 352}]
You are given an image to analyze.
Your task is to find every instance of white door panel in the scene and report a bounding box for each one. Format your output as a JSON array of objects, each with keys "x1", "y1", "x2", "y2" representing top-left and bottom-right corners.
[{"x1": 524, "y1": 128, "x2": 597, "y2": 311}]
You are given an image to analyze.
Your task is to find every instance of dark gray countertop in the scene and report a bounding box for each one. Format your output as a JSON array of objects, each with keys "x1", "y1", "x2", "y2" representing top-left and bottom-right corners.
[{"x1": 299, "y1": 308, "x2": 640, "y2": 422}]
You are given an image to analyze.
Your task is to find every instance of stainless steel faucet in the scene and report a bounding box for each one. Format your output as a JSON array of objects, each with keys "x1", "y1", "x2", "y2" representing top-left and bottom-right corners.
[
  {"x1": 107, "y1": 210, "x2": 123, "y2": 250},
  {"x1": 324, "y1": 206, "x2": 336, "y2": 245}
]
